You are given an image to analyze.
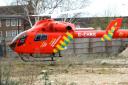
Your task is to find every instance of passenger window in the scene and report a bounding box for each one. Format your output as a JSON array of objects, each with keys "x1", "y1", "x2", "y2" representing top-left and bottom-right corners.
[
  {"x1": 35, "y1": 34, "x2": 41, "y2": 41},
  {"x1": 34, "y1": 34, "x2": 47, "y2": 41},
  {"x1": 41, "y1": 35, "x2": 47, "y2": 40},
  {"x1": 17, "y1": 34, "x2": 27, "y2": 46}
]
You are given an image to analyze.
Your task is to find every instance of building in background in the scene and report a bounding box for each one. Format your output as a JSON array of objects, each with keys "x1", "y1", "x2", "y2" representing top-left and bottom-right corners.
[
  {"x1": 0, "y1": 5, "x2": 33, "y2": 57},
  {"x1": 0, "y1": 15, "x2": 24, "y2": 42}
]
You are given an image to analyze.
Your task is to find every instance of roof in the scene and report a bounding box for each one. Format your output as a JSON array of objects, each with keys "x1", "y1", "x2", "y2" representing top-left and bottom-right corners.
[
  {"x1": 0, "y1": 15, "x2": 25, "y2": 19},
  {"x1": 0, "y1": 5, "x2": 26, "y2": 15}
]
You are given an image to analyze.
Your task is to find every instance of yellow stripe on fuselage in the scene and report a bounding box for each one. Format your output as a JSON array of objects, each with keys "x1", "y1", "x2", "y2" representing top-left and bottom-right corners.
[
  {"x1": 60, "y1": 40, "x2": 66, "y2": 46},
  {"x1": 108, "y1": 30, "x2": 113, "y2": 36},
  {"x1": 66, "y1": 32, "x2": 73, "y2": 38},
  {"x1": 111, "y1": 26, "x2": 115, "y2": 31},
  {"x1": 63, "y1": 36, "x2": 70, "y2": 42},
  {"x1": 101, "y1": 38, "x2": 105, "y2": 41},
  {"x1": 104, "y1": 34, "x2": 111, "y2": 41},
  {"x1": 56, "y1": 44, "x2": 64, "y2": 50},
  {"x1": 53, "y1": 49, "x2": 58, "y2": 53}
]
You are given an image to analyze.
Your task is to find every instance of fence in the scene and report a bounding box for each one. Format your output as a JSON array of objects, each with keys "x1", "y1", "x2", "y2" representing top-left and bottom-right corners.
[{"x1": 61, "y1": 38, "x2": 128, "y2": 56}]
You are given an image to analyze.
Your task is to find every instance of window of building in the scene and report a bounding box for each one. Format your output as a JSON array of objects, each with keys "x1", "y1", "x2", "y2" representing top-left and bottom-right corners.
[
  {"x1": 34, "y1": 34, "x2": 47, "y2": 41},
  {"x1": 11, "y1": 19, "x2": 17, "y2": 26},
  {"x1": 6, "y1": 30, "x2": 22, "y2": 37},
  {"x1": 0, "y1": 31, "x2": 2, "y2": 37},
  {"x1": 12, "y1": 30, "x2": 17, "y2": 37},
  {"x1": 0, "y1": 20, "x2": 1, "y2": 27},
  {"x1": 17, "y1": 19, "x2": 22, "y2": 26},
  {"x1": 6, "y1": 31, "x2": 12, "y2": 37},
  {"x1": 6, "y1": 19, "x2": 11, "y2": 27},
  {"x1": 6, "y1": 19, "x2": 22, "y2": 27},
  {"x1": 16, "y1": 30, "x2": 22, "y2": 34}
]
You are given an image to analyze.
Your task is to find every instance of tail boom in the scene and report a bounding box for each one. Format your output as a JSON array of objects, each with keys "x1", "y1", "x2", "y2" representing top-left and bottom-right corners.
[
  {"x1": 73, "y1": 18, "x2": 128, "y2": 40},
  {"x1": 73, "y1": 29, "x2": 128, "y2": 39}
]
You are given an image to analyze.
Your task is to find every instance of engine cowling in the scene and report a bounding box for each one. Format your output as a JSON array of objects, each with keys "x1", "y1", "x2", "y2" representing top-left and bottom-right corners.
[{"x1": 47, "y1": 21, "x2": 75, "y2": 32}]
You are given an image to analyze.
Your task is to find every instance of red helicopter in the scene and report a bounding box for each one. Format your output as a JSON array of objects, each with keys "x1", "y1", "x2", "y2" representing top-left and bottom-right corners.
[{"x1": 9, "y1": 18, "x2": 128, "y2": 61}]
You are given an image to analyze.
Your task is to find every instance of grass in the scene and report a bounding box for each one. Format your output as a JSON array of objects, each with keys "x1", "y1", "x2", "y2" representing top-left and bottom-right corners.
[
  {"x1": 0, "y1": 58, "x2": 72, "y2": 85},
  {"x1": 0, "y1": 54, "x2": 127, "y2": 85},
  {"x1": 0, "y1": 58, "x2": 80, "y2": 85},
  {"x1": 0, "y1": 61, "x2": 19, "y2": 85},
  {"x1": 0, "y1": 58, "x2": 44, "y2": 85}
]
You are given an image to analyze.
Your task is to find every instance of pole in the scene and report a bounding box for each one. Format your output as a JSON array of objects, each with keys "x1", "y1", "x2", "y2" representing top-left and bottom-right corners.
[
  {"x1": 17, "y1": 18, "x2": 20, "y2": 34},
  {"x1": 2, "y1": 19, "x2": 6, "y2": 57},
  {"x1": 0, "y1": 64, "x2": 1, "y2": 85}
]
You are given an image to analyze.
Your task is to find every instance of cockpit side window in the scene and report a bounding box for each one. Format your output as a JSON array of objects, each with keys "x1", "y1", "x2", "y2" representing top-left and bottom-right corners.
[
  {"x1": 17, "y1": 34, "x2": 27, "y2": 46},
  {"x1": 34, "y1": 34, "x2": 47, "y2": 41}
]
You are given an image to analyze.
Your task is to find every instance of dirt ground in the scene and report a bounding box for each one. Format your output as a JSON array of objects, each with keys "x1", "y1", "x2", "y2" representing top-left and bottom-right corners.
[
  {"x1": 34, "y1": 53, "x2": 128, "y2": 85},
  {"x1": 1, "y1": 52, "x2": 128, "y2": 85}
]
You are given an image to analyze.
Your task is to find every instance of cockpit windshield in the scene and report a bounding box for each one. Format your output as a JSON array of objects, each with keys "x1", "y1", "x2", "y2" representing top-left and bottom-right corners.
[
  {"x1": 17, "y1": 34, "x2": 27, "y2": 46},
  {"x1": 11, "y1": 31, "x2": 27, "y2": 44}
]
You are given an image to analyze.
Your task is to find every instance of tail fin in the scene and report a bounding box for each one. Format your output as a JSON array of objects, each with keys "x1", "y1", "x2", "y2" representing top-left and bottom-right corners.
[{"x1": 101, "y1": 18, "x2": 122, "y2": 41}]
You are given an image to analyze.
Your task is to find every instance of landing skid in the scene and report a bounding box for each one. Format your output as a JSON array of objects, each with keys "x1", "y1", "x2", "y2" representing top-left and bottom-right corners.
[
  {"x1": 19, "y1": 52, "x2": 62, "y2": 62},
  {"x1": 20, "y1": 56, "x2": 55, "y2": 62}
]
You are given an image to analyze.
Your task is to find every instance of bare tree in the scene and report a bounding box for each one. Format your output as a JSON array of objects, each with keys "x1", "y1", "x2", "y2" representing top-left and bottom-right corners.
[
  {"x1": 12, "y1": 0, "x2": 63, "y2": 27},
  {"x1": 12, "y1": 0, "x2": 89, "y2": 27},
  {"x1": 55, "y1": 0, "x2": 89, "y2": 22}
]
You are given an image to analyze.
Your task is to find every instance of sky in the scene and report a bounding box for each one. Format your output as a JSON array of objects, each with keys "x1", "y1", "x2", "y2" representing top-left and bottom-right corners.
[
  {"x1": 0, "y1": 0, "x2": 13, "y2": 6},
  {"x1": 0, "y1": 0, "x2": 128, "y2": 17},
  {"x1": 87, "y1": 0, "x2": 128, "y2": 17},
  {"x1": 52, "y1": 0, "x2": 128, "y2": 17}
]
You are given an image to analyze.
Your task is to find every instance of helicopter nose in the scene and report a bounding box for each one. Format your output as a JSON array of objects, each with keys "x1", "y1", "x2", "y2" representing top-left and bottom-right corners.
[{"x1": 9, "y1": 42, "x2": 16, "y2": 50}]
